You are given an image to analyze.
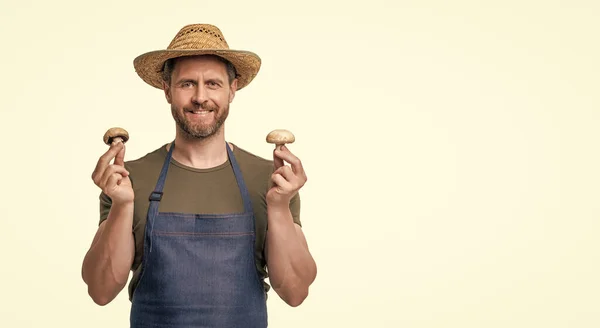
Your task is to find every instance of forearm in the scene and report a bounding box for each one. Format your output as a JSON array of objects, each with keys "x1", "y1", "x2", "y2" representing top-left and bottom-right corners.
[
  {"x1": 265, "y1": 204, "x2": 317, "y2": 306},
  {"x1": 82, "y1": 202, "x2": 135, "y2": 305}
]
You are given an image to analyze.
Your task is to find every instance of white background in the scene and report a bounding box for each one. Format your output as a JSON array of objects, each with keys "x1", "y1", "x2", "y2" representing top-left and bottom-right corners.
[{"x1": 1, "y1": 0, "x2": 599, "y2": 327}]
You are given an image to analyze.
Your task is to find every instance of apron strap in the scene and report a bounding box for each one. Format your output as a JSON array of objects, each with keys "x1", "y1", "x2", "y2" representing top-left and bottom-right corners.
[
  {"x1": 150, "y1": 142, "x2": 175, "y2": 201},
  {"x1": 226, "y1": 144, "x2": 254, "y2": 214},
  {"x1": 146, "y1": 142, "x2": 175, "y2": 252}
]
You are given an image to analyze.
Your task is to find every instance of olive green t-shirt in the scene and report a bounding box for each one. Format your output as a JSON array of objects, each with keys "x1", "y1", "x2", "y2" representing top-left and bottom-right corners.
[{"x1": 98, "y1": 142, "x2": 301, "y2": 301}]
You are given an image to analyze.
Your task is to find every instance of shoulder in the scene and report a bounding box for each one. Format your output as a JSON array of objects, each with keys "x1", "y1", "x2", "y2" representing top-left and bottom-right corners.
[
  {"x1": 230, "y1": 143, "x2": 275, "y2": 198},
  {"x1": 123, "y1": 144, "x2": 169, "y2": 172},
  {"x1": 232, "y1": 143, "x2": 272, "y2": 164},
  {"x1": 231, "y1": 143, "x2": 273, "y2": 176}
]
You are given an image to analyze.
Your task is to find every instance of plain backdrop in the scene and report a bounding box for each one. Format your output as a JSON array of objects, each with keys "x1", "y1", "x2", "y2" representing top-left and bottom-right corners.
[{"x1": 1, "y1": 0, "x2": 599, "y2": 327}]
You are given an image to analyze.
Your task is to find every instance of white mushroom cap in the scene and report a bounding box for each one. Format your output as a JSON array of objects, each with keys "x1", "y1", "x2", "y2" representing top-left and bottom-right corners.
[
  {"x1": 103, "y1": 127, "x2": 129, "y2": 145},
  {"x1": 266, "y1": 129, "x2": 295, "y2": 145}
]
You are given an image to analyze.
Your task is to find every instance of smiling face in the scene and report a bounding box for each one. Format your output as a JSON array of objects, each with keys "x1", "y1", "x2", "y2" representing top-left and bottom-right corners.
[{"x1": 162, "y1": 55, "x2": 238, "y2": 140}]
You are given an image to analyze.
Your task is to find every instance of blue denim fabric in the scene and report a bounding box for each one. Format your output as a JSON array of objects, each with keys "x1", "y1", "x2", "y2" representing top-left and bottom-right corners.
[{"x1": 130, "y1": 143, "x2": 268, "y2": 328}]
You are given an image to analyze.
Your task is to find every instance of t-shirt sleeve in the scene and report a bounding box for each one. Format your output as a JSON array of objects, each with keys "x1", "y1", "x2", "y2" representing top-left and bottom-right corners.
[
  {"x1": 99, "y1": 191, "x2": 112, "y2": 226},
  {"x1": 290, "y1": 192, "x2": 302, "y2": 227}
]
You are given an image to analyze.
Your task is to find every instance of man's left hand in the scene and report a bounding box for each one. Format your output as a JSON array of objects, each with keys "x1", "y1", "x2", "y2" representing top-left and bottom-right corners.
[{"x1": 267, "y1": 145, "x2": 307, "y2": 208}]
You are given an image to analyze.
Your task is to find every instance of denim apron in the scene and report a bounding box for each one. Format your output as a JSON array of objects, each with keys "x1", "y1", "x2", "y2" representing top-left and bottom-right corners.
[{"x1": 130, "y1": 142, "x2": 268, "y2": 328}]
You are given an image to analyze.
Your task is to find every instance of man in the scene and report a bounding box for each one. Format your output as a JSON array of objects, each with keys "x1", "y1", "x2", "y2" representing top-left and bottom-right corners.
[{"x1": 81, "y1": 23, "x2": 317, "y2": 328}]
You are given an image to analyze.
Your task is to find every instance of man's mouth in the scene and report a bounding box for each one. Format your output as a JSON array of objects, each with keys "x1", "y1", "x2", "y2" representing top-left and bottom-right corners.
[{"x1": 186, "y1": 109, "x2": 214, "y2": 115}]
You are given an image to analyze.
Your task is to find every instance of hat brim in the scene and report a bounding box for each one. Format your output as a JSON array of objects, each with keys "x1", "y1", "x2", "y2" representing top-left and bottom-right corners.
[{"x1": 133, "y1": 49, "x2": 261, "y2": 90}]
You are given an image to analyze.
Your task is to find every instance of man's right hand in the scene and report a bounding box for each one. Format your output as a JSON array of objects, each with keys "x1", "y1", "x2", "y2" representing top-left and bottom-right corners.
[
  {"x1": 91, "y1": 140, "x2": 134, "y2": 205},
  {"x1": 84, "y1": 139, "x2": 136, "y2": 305}
]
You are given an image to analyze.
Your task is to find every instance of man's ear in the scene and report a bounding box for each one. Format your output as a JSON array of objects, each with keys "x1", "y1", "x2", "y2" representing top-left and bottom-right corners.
[
  {"x1": 163, "y1": 81, "x2": 172, "y2": 104},
  {"x1": 229, "y1": 78, "x2": 238, "y2": 103}
]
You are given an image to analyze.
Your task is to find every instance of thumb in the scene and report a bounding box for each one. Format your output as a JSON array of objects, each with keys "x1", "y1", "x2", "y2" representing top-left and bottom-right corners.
[
  {"x1": 114, "y1": 142, "x2": 126, "y2": 166},
  {"x1": 273, "y1": 146, "x2": 284, "y2": 171}
]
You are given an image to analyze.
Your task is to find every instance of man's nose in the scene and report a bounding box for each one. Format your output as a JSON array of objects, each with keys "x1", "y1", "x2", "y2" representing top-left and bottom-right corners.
[{"x1": 192, "y1": 84, "x2": 208, "y2": 104}]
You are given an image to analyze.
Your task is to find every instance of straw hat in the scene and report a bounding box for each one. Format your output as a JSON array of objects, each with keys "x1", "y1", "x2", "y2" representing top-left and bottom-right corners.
[{"x1": 133, "y1": 24, "x2": 261, "y2": 90}]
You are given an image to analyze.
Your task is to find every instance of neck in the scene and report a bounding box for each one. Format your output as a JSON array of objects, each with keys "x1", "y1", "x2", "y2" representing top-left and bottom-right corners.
[{"x1": 168, "y1": 126, "x2": 232, "y2": 169}]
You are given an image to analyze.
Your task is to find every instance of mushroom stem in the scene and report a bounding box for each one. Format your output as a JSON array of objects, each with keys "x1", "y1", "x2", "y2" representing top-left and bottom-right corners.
[{"x1": 112, "y1": 137, "x2": 125, "y2": 144}]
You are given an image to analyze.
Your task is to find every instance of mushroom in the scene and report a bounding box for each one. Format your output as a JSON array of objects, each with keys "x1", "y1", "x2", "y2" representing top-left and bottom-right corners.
[
  {"x1": 266, "y1": 129, "x2": 295, "y2": 149},
  {"x1": 103, "y1": 127, "x2": 129, "y2": 145}
]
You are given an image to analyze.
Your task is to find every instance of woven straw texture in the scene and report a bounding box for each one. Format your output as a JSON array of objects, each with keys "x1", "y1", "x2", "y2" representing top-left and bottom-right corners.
[{"x1": 133, "y1": 24, "x2": 261, "y2": 90}]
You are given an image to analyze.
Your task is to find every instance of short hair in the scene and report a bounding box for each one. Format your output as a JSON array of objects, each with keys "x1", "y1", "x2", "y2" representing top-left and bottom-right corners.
[{"x1": 161, "y1": 55, "x2": 238, "y2": 86}]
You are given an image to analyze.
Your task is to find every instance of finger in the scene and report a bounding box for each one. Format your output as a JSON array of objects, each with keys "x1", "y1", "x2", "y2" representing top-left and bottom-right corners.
[
  {"x1": 100, "y1": 164, "x2": 129, "y2": 189},
  {"x1": 273, "y1": 165, "x2": 295, "y2": 182},
  {"x1": 92, "y1": 142, "x2": 125, "y2": 182},
  {"x1": 101, "y1": 164, "x2": 129, "y2": 186},
  {"x1": 104, "y1": 173, "x2": 124, "y2": 194},
  {"x1": 273, "y1": 146, "x2": 284, "y2": 171},
  {"x1": 271, "y1": 173, "x2": 293, "y2": 192},
  {"x1": 114, "y1": 142, "x2": 126, "y2": 166},
  {"x1": 274, "y1": 145, "x2": 304, "y2": 176}
]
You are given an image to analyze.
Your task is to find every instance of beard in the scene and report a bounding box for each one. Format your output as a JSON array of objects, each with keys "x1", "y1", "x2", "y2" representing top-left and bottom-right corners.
[{"x1": 171, "y1": 101, "x2": 229, "y2": 139}]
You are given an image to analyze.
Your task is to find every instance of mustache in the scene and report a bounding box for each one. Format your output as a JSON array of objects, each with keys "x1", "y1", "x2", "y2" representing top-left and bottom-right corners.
[{"x1": 185, "y1": 102, "x2": 219, "y2": 111}]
